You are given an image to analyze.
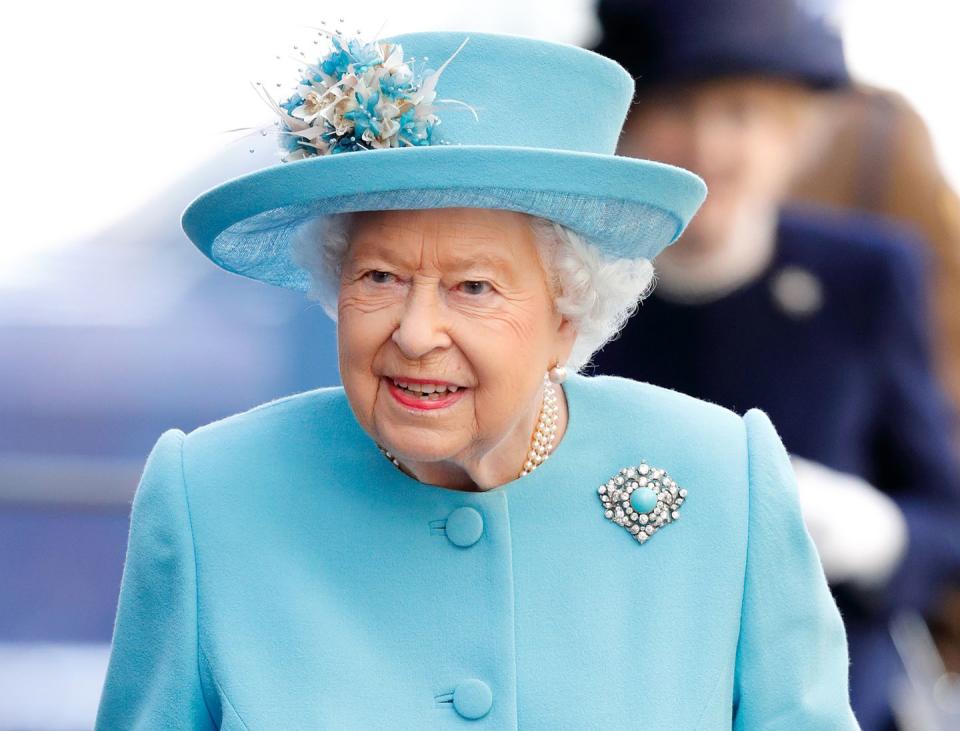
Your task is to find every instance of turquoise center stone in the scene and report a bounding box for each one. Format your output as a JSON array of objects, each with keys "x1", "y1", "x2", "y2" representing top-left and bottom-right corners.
[{"x1": 630, "y1": 487, "x2": 658, "y2": 514}]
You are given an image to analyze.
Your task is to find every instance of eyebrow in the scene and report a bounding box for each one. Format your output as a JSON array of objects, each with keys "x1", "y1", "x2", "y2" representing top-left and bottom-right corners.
[
  {"x1": 346, "y1": 237, "x2": 513, "y2": 275},
  {"x1": 443, "y1": 251, "x2": 515, "y2": 277}
]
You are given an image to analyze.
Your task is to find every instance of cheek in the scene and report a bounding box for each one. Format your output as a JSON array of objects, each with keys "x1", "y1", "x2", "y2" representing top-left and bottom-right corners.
[
  {"x1": 338, "y1": 287, "x2": 399, "y2": 357},
  {"x1": 456, "y1": 294, "x2": 550, "y2": 365},
  {"x1": 337, "y1": 296, "x2": 397, "y2": 416},
  {"x1": 741, "y1": 129, "x2": 797, "y2": 197},
  {"x1": 701, "y1": 125, "x2": 749, "y2": 175},
  {"x1": 451, "y1": 298, "x2": 554, "y2": 409}
]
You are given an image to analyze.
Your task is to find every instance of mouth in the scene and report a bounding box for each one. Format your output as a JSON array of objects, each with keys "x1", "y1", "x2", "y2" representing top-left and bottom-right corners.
[{"x1": 385, "y1": 376, "x2": 467, "y2": 411}]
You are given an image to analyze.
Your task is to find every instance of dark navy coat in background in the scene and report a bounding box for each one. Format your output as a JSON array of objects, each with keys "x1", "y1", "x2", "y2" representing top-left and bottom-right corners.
[{"x1": 593, "y1": 206, "x2": 960, "y2": 730}]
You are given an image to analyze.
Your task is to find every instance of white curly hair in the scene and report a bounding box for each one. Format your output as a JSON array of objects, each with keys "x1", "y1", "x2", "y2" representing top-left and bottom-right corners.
[{"x1": 291, "y1": 211, "x2": 656, "y2": 371}]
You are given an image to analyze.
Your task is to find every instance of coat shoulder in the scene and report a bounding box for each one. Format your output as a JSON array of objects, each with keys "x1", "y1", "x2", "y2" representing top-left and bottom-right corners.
[
  {"x1": 576, "y1": 373, "x2": 744, "y2": 444},
  {"x1": 186, "y1": 386, "x2": 352, "y2": 445},
  {"x1": 175, "y1": 387, "x2": 359, "y2": 495},
  {"x1": 778, "y1": 205, "x2": 929, "y2": 276}
]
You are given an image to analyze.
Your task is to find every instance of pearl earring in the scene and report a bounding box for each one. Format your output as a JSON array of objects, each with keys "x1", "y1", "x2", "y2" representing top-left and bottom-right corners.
[{"x1": 548, "y1": 363, "x2": 568, "y2": 384}]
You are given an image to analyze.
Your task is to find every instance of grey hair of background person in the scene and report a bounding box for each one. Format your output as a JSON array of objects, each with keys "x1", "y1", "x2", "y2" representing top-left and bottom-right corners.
[{"x1": 291, "y1": 212, "x2": 656, "y2": 372}]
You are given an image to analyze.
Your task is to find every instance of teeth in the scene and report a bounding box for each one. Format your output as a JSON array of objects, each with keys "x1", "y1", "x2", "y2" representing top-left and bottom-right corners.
[{"x1": 391, "y1": 378, "x2": 462, "y2": 396}]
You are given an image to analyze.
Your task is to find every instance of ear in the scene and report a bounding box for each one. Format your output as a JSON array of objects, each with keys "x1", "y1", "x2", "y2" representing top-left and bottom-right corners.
[{"x1": 554, "y1": 316, "x2": 578, "y2": 367}]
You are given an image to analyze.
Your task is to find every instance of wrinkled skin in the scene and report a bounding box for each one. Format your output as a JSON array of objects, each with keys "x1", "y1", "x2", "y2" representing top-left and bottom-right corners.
[{"x1": 337, "y1": 207, "x2": 576, "y2": 491}]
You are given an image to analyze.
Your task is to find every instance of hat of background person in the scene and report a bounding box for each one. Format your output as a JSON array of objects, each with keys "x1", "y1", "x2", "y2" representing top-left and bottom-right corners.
[
  {"x1": 592, "y1": 0, "x2": 849, "y2": 92},
  {"x1": 181, "y1": 31, "x2": 707, "y2": 291}
]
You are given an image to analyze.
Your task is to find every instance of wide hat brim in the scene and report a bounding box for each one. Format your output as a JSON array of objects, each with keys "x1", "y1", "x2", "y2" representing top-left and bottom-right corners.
[{"x1": 181, "y1": 143, "x2": 706, "y2": 291}]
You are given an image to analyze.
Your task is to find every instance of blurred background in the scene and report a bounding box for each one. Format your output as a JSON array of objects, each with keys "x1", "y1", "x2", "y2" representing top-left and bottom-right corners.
[{"x1": 2, "y1": 0, "x2": 960, "y2": 728}]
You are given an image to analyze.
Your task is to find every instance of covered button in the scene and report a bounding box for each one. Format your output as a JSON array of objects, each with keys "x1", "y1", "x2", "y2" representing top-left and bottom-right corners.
[
  {"x1": 452, "y1": 678, "x2": 493, "y2": 720},
  {"x1": 446, "y1": 507, "x2": 484, "y2": 547}
]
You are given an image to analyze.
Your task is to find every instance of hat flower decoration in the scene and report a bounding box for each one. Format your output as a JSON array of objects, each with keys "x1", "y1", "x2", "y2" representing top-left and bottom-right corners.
[{"x1": 254, "y1": 31, "x2": 474, "y2": 161}]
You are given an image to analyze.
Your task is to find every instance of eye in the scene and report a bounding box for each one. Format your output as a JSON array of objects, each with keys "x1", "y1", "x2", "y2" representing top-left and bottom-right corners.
[
  {"x1": 457, "y1": 280, "x2": 492, "y2": 296},
  {"x1": 365, "y1": 270, "x2": 396, "y2": 284}
]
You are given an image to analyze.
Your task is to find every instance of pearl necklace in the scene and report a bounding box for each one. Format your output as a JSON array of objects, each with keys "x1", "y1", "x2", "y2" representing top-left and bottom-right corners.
[
  {"x1": 377, "y1": 374, "x2": 561, "y2": 482},
  {"x1": 519, "y1": 374, "x2": 559, "y2": 477}
]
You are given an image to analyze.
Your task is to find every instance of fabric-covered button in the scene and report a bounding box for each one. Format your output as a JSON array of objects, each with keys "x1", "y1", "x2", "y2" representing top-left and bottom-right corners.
[
  {"x1": 452, "y1": 678, "x2": 493, "y2": 720},
  {"x1": 446, "y1": 507, "x2": 484, "y2": 547}
]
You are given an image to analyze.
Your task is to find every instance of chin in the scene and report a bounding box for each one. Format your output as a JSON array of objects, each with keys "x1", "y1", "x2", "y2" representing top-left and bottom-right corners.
[{"x1": 377, "y1": 421, "x2": 465, "y2": 464}]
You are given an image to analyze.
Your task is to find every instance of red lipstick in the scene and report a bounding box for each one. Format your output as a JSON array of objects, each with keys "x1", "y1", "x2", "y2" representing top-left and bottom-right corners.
[{"x1": 386, "y1": 378, "x2": 467, "y2": 411}]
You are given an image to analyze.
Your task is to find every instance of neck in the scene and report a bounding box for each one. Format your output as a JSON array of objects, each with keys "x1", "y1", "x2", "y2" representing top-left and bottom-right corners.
[
  {"x1": 654, "y1": 206, "x2": 778, "y2": 304},
  {"x1": 394, "y1": 380, "x2": 568, "y2": 492}
]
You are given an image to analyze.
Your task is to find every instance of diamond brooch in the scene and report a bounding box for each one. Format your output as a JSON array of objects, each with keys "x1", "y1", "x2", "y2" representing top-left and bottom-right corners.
[{"x1": 597, "y1": 462, "x2": 687, "y2": 544}]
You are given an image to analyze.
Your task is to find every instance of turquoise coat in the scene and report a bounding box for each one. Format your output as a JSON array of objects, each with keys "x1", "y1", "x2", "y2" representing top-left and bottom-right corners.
[{"x1": 95, "y1": 374, "x2": 859, "y2": 729}]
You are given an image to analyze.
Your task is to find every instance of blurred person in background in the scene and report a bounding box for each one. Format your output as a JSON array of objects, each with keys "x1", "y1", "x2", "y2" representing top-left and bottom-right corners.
[
  {"x1": 591, "y1": 0, "x2": 960, "y2": 729},
  {"x1": 788, "y1": 63, "x2": 960, "y2": 720},
  {"x1": 790, "y1": 84, "x2": 960, "y2": 438}
]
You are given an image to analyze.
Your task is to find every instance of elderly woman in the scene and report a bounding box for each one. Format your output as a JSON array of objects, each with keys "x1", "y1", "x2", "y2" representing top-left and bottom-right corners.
[{"x1": 96, "y1": 31, "x2": 859, "y2": 729}]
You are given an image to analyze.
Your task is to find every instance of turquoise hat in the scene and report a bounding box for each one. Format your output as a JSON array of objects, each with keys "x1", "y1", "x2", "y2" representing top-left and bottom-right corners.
[{"x1": 181, "y1": 31, "x2": 707, "y2": 291}]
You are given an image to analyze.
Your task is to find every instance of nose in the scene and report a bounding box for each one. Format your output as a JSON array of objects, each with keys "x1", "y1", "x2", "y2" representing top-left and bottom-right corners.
[{"x1": 392, "y1": 280, "x2": 452, "y2": 359}]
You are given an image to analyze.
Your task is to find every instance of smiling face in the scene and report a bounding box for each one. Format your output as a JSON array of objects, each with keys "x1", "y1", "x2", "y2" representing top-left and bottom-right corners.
[{"x1": 336, "y1": 207, "x2": 575, "y2": 489}]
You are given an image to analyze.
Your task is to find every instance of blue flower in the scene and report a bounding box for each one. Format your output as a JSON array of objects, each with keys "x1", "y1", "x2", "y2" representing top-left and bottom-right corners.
[
  {"x1": 319, "y1": 36, "x2": 382, "y2": 78},
  {"x1": 328, "y1": 127, "x2": 367, "y2": 153},
  {"x1": 320, "y1": 37, "x2": 353, "y2": 77},
  {"x1": 378, "y1": 70, "x2": 416, "y2": 100},
  {"x1": 397, "y1": 107, "x2": 437, "y2": 146},
  {"x1": 342, "y1": 89, "x2": 383, "y2": 139},
  {"x1": 280, "y1": 94, "x2": 303, "y2": 115},
  {"x1": 278, "y1": 129, "x2": 301, "y2": 152},
  {"x1": 345, "y1": 38, "x2": 382, "y2": 74},
  {"x1": 277, "y1": 125, "x2": 321, "y2": 159}
]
